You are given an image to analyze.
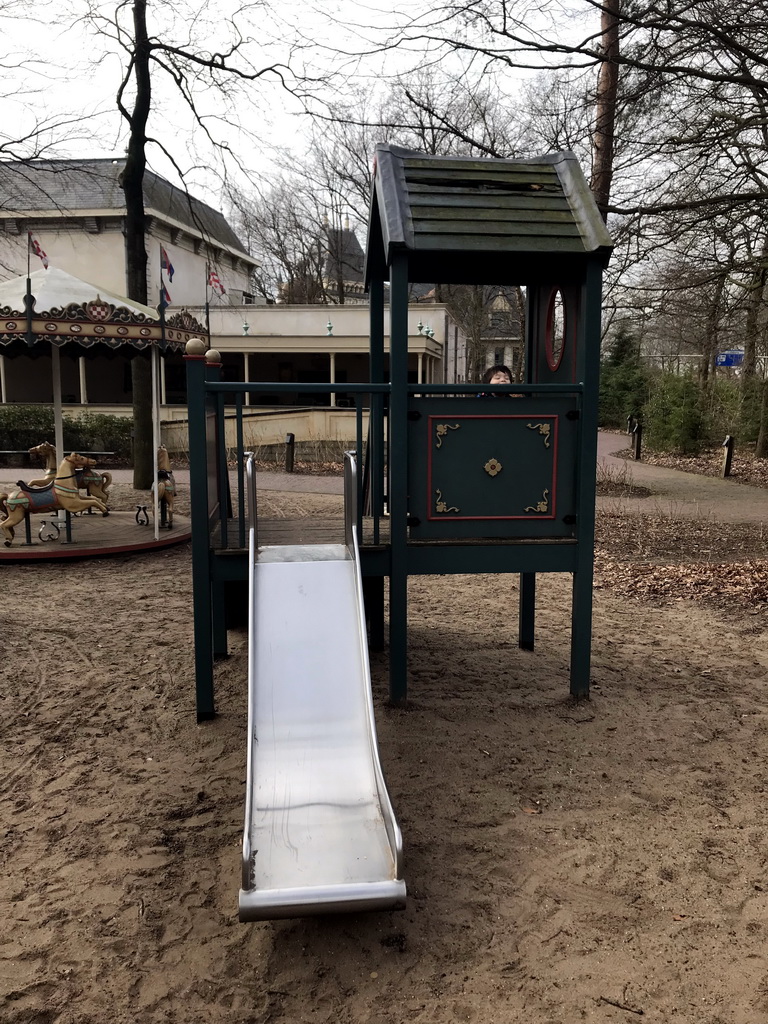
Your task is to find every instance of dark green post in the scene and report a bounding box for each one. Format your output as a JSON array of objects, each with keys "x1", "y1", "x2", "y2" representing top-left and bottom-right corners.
[
  {"x1": 388, "y1": 254, "x2": 409, "y2": 705},
  {"x1": 185, "y1": 340, "x2": 216, "y2": 720},
  {"x1": 519, "y1": 573, "x2": 536, "y2": 650},
  {"x1": 570, "y1": 260, "x2": 603, "y2": 697},
  {"x1": 366, "y1": 275, "x2": 386, "y2": 644},
  {"x1": 206, "y1": 352, "x2": 229, "y2": 661},
  {"x1": 370, "y1": 276, "x2": 385, "y2": 526}
]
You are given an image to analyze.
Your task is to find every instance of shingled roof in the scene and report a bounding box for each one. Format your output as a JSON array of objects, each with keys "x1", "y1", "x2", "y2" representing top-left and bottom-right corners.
[
  {"x1": 365, "y1": 145, "x2": 613, "y2": 286},
  {"x1": 0, "y1": 158, "x2": 250, "y2": 256}
]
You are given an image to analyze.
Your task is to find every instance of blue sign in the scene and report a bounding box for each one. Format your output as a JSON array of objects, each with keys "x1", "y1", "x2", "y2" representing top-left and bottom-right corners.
[{"x1": 716, "y1": 351, "x2": 744, "y2": 367}]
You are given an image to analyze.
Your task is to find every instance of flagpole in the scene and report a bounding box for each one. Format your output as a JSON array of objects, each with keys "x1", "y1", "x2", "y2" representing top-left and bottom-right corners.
[{"x1": 205, "y1": 263, "x2": 211, "y2": 348}]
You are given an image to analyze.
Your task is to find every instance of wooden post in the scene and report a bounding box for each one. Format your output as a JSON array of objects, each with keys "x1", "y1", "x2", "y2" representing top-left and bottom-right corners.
[
  {"x1": 721, "y1": 434, "x2": 735, "y2": 478},
  {"x1": 285, "y1": 432, "x2": 295, "y2": 473},
  {"x1": 632, "y1": 421, "x2": 642, "y2": 461}
]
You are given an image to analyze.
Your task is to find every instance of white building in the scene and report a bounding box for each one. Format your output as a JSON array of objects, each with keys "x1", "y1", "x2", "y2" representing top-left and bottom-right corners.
[{"x1": 0, "y1": 158, "x2": 468, "y2": 417}]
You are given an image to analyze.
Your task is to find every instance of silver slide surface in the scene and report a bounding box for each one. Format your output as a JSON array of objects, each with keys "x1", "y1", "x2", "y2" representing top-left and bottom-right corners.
[{"x1": 239, "y1": 457, "x2": 405, "y2": 920}]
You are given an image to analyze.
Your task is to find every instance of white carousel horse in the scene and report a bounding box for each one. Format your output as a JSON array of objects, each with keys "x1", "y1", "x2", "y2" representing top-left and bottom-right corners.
[
  {"x1": 26, "y1": 441, "x2": 112, "y2": 507},
  {"x1": 0, "y1": 453, "x2": 108, "y2": 546},
  {"x1": 152, "y1": 445, "x2": 176, "y2": 529}
]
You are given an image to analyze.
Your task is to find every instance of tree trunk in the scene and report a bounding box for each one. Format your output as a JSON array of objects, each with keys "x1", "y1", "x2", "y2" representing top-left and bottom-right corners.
[
  {"x1": 124, "y1": 0, "x2": 154, "y2": 489},
  {"x1": 590, "y1": 0, "x2": 620, "y2": 221},
  {"x1": 700, "y1": 273, "x2": 725, "y2": 386},
  {"x1": 756, "y1": 381, "x2": 768, "y2": 457},
  {"x1": 742, "y1": 237, "x2": 768, "y2": 380}
]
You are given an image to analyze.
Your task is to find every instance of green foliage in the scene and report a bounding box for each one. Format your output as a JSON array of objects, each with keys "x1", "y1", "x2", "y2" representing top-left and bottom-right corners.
[
  {"x1": 0, "y1": 405, "x2": 132, "y2": 459},
  {"x1": 736, "y1": 376, "x2": 764, "y2": 444},
  {"x1": 599, "y1": 362, "x2": 651, "y2": 429},
  {"x1": 643, "y1": 372, "x2": 705, "y2": 454},
  {"x1": 605, "y1": 323, "x2": 640, "y2": 368},
  {"x1": 66, "y1": 413, "x2": 133, "y2": 459},
  {"x1": 0, "y1": 405, "x2": 56, "y2": 449},
  {"x1": 599, "y1": 325, "x2": 650, "y2": 429}
]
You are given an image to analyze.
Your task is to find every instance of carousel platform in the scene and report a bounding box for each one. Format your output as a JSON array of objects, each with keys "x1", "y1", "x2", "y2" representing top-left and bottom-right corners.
[{"x1": 0, "y1": 510, "x2": 191, "y2": 562}]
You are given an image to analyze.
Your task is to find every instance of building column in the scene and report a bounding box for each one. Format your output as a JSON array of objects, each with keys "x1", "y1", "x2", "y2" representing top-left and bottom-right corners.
[
  {"x1": 243, "y1": 351, "x2": 251, "y2": 406},
  {"x1": 417, "y1": 352, "x2": 423, "y2": 384},
  {"x1": 78, "y1": 355, "x2": 88, "y2": 404},
  {"x1": 0, "y1": 352, "x2": 6, "y2": 403},
  {"x1": 329, "y1": 352, "x2": 336, "y2": 407}
]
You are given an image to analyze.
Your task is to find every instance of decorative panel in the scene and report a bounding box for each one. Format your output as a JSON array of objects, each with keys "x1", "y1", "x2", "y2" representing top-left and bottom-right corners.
[{"x1": 407, "y1": 397, "x2": 580, "y2": 539}]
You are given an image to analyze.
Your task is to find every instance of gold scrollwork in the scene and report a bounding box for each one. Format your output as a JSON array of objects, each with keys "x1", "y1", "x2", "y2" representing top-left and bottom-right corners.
[
  {"x1": 435, "y1": 489, "x2": 460, "y2": 514},
  {"x1": 435, "y1": 423, "x2": 461, "y2": 448},
  {"x1": 484, "y1": 458, "x2": 502, "y2": 477},
  {"x1": 526, "y1": 421, "x2": 551, "y2": 448},
  {"x1": 524, "y1": 488, "x2": 549, "y2": 514}
]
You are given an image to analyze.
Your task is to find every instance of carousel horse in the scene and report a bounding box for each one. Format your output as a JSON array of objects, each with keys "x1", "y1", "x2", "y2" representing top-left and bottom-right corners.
[
  {"x1": 27, "y1": 441, "x2": 112, "y2": 508},
  {"x1": 0, "y1": 453, "x2": 108, "y2": 546},
  {"x1": 152, "y1": 445, "x2": 176, "y2": 529},
  {"x1": 77, "y1": 464, "x2": 112, "y2": 507},
  {"x1": 26, "y1": 441, "x2": 58, "y2": 487}
]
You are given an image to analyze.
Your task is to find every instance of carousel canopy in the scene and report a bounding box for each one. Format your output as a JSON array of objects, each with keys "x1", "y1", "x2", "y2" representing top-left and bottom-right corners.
[{"x1": 0, "y1": 267, "x2": 206, "y2": 352}]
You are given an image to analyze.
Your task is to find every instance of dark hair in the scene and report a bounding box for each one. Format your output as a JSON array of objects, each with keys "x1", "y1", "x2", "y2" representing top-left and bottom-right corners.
[{"x1": 482, "y1": 364, "x2": 513, "y2": 384}]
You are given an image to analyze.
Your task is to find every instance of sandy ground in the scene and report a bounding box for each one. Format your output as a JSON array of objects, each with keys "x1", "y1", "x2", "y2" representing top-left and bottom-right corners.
[{"x1": 4, "y1": 482, "x2": 768, "y2": 1024}]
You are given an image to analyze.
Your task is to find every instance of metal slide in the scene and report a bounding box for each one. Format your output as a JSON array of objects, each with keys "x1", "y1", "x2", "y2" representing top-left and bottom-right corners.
[{"x1": 239, "y1": 455, "x2": 406, "y2": 921}]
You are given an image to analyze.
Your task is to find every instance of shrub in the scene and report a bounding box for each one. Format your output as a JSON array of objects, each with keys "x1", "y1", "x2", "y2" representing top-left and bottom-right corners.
[
  {"x1": 599, "y1": 362, "x2": 651, "y2": 429},
  {"x1": 599, "y1": 323, "x2": 651, "y2": 430},
  {"x1": 65, "y1": 413, "x2": 132, "y2": 459},
  {"x1": 643, "y1": 371, "x2": 705, "y2": 454},
  {"x1": 0, "y1": 405, "x2": 132, "y2": 460}
]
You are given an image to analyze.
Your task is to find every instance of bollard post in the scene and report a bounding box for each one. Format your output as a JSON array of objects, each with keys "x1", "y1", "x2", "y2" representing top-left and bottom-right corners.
[
  {"x1": 721, "y1": 434, "x2": 735, "y2": 478},
  {"x1": 284, "y1": 432, "x2": 295, "y2": 473},
  {"x1": 627, "y1": 414, "x2": 634, "y2": 435},
  {"x1": 632, "y1": 421, "x2": 642, "y2": 461}
]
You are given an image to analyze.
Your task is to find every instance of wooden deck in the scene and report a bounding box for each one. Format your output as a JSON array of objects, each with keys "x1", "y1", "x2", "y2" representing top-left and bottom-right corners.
[
  {"x1": 214, "y1": 516, "x2": 576, "y2": 554},
  {"x1": 0, "y1": 511, "x2": 191, "y2": 562}
]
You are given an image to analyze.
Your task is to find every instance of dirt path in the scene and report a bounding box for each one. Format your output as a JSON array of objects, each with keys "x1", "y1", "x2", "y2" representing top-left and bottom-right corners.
[
  {"x1": 3, "y1": 473, "x2": 768, "y2": 1024},
  {"x1": 598, "y1": 431, "x2": 768, "y2": 523}
]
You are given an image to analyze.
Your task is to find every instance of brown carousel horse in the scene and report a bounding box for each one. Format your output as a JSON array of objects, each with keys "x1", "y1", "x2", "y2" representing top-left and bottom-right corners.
[
  {"x1": 152, "y1": 445, "x2": 176, "y2": 529},
  {"x1": 26, "y1": 440, "x2": 113, "y2": 509},
  {"x1": 0, "y1": 453, "x2": 108, "y2": 546}
]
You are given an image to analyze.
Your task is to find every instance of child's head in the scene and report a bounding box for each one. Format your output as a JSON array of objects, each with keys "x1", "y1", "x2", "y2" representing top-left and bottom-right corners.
[{"x1": 482, "y1": 364, "x2": 513, "y2": 385}]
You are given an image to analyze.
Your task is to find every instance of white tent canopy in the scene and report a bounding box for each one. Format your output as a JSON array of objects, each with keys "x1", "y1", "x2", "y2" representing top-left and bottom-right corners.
[{"x1": 0, "y1": 267, "x2": 160, "y2": 320}]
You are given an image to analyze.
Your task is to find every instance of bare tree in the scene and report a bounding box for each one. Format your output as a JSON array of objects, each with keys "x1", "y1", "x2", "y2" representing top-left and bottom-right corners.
[{"x1": 79, "y1": 0, "x2": 324, "y2": 486}]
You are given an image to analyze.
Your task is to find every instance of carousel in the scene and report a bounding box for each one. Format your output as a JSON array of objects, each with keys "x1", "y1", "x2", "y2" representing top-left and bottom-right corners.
[{"x1": 0, "y1": 267, "x2": 205, "y2": 560}]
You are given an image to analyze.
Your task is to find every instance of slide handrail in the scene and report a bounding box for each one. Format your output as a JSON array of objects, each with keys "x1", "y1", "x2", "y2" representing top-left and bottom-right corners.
[
  {"x1": 343, "y1": 451, "x2": 404, "y2": 878},
  {"x1": 242, "y1": 452, "x2": 257, "y2": 887}
]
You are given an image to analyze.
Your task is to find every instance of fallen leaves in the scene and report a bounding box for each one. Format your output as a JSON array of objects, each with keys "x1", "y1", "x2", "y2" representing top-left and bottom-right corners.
[{"x1": 595, "y1": 557, "x2": 768, "y2": 607}]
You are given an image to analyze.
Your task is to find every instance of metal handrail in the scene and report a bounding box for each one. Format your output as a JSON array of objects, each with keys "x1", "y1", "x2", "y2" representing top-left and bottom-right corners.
[
  {"x1": 242, "y1": 452, "x2": 258, "y2": 887},
  {"x1": 343, "y1": 450, "x2": 403, "y2": 878},
  {"x1": 245, "y1": 451, "x2": 258, "y2": 550}
]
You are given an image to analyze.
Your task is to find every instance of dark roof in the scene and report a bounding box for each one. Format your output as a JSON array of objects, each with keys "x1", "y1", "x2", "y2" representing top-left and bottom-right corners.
[
  {"x1": 365, "y1": 145, "x2": 613, "y2": 286},
  {"x1": 0, "y1": 158, "x2": 249, "y2": 256},
  {"x1": 324, "y1": 226, "x2": 364, "y2": 284}
]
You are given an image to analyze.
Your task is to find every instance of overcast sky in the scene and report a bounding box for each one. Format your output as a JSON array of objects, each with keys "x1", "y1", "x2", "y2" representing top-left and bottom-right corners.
[
  {"x1": 3, "y1": 1, "x2": 599, "y2": 212},
  {"x1": 3, "y1": 1, "x2": 430, "y2": 205}
]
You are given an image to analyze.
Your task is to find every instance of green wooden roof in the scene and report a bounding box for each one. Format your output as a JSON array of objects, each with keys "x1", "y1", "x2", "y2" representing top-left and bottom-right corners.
[{"x1": 365, "y1": 146, "x2": 613, "y2": 286}]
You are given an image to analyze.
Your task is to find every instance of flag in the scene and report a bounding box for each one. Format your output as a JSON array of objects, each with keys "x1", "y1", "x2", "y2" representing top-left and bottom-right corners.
[
  {"x1": 207, "y1": 265, "x2": 226, "y2": 295},
  {"x1": 159, "y1": 282, "x2": 172, "y2": 308},
  {"x1": 160, "y1": 245, "x2": 175, "y2": 282},
  {"x1": 28, "y1": 233, "x2": 49, "y2": 269}
]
